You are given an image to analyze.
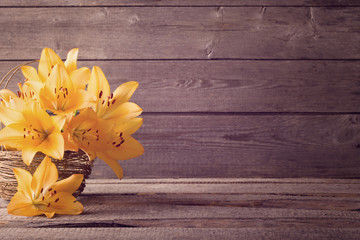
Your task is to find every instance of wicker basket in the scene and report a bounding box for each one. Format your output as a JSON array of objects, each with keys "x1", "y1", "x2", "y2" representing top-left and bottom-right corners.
[{"x1": 0, "y1": 150, "x2": 93, "y2": 201}]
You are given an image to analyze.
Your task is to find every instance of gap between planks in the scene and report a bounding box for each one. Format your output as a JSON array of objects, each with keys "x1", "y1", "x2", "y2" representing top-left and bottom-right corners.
[{"x1": 87, "y1": 178, "x2": 360, "y2": 184}]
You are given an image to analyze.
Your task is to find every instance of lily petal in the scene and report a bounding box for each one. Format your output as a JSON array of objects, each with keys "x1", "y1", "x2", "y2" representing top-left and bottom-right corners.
[
  {"x1": 44, "y1": 212, "x2": 55, "y2": 218},
  {"x1": 102, "y1": 102, "x2": 142, "y2": 124},
  {"x1": 112, "y1": 81, "x2": 139, "y2": 107},
  {"x1": 96, "y1": 154, "x2": 124, "y2": 179},
  {"x1": 21, "y1": 148, "x2": 38, "y2": 166},
  {"x1": 38, "y1": 48, "x2": 65, "y2": 83},
  {"x1": 13, "y1": 168, "x2": 32, "y2": 198},
  {"x1": 7, "y1": 191, "x2": 41, "y2": 217},
  {"x1": 0, "y1": 123, "x2": 30, "y2": 149},
  {"x1": 117, "y1": 118, "x2": 143, "y2": 136},
  {"x1": 31, "y1": 156, "x2": 58, "y2": 199},
  {"x1": 38, "y1": 192, "x2": 83, "y2": 216},
  {"x1": 64, "y1": 48, "x2": 79, "y2": 73},
  {"x1": 37, "y1": 132, "x2": 64, "y2": 160},
  {"x1": 51, "y1": 174, "x2": 84, "y2": 194},
  {"x1": 0, "y1": 104, "x2": 25, "y2": 126},
  {"x1": 88, "y1": 66, "x2": 111, "y2": 112},
  {"x1": 70, "y1": 67, "x2": 91, "y2": 90},
  {"x1": 104, "y1": 135, "x2": 144, "y2": 161},
  {"x1": 21, "y1": 66, "x2": 41, "y2": 83},
  {"x1": 22, "y1": 101, "x2": 54, "y2": 132},
  {"x1": 0, "y1": 89, "x2": 18, "y2": 102}
]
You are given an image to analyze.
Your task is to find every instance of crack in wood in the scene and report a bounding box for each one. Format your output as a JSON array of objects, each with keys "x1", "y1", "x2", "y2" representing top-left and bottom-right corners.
[
  {"x1": 309, "y1": 7, "x2": 317, "y2": 39},
  {"x1": 260, "y1": 6, "x2": 266, "y2": 18},
  {"x1": 35, "y1": 221, "x2": 136, "y2": 228},
  {"x1": 13, "y1": 216, "x2": 360, "y2": 229}
]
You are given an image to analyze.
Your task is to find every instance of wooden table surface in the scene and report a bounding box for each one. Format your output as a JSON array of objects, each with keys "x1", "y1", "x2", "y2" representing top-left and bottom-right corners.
[{"x1": 0, "y1": 178, "x2": 360, "y2": 239}]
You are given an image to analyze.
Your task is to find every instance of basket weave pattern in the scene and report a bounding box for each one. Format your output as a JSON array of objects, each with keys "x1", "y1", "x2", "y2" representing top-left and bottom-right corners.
[{"x1": 0, "y1": 150, "x2": 93, "y2": 201}]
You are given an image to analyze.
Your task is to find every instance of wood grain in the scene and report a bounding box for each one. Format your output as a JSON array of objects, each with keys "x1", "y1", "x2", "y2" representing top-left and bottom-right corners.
[
  {"x1": 0, "y1": 7, "x2": 358, "y2": 60},
  {"x1": 0, "y1": 0, "x2": 359, "y2": 7},
  {"x1": 2, "y1": 60, "x2": 359, "y2": 113},
  {"x1": 0, "y1": 228, "x2": 359, "y2": 240},
  {"x1": 0, "y1": 2, "x2": 358, "y2": 181},
  {"x1": 1, "y1": 179, "x2": 360, "y2": 239},
  {"x1": 88, "y1": 114, "x2": 360, "y2": 179}
]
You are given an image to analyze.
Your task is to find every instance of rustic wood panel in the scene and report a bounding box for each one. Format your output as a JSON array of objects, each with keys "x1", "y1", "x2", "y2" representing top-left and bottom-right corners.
[
  {"x1": 0, "y1": 7, "x2": 359, "y2": 60},
  {"x1": 87, "y1": 114, "x2": 360, "y2": 179},
  {"x1": 0, "y1": 0, "x2": 359, "y2": 7},
  {"x1": 1, "y1": 228, "x2": 360, "y2": 240},
  {"x1": 2, "y1": 60, "x2": 359, "y2": 113},
  {"x1": 1, "y1": 179, "x2": 360, "y2": 239},
  {"x1": 0, "y1": 2, "x2": 359, "y2": 181}
]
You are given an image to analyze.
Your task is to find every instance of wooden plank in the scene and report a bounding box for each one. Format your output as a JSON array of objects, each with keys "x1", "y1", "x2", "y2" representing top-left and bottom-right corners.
[
  {"x1": 0, "y1": 7, "x2": 359, "y2": 60},
  {"x1": 81, "y1": 178, "x2": 360, "y2": 195},
  {"x1": 2, "y1": 60, "x2": 360, "y2": 113},
  {"x1": 0, "y1": 0, "x2": 359, "y2": 7},
  {"x1": 89, "y1": 114, "x2": 360, "y2": 179},
  {"x1": 0, "y1": 179, "x2": 360, "y2": 239},
  {"x1": 0, "y1": 228, "x2": 359, "y2": 240},
  {"x1": 84, "y1": 178, "x2": 360, "y2": 184},
  {"x1": 3, "y1": 201, "x2": 360, "y2": 223}
]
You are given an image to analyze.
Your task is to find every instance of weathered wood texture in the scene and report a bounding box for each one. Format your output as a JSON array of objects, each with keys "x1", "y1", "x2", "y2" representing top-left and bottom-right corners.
[
  {"x1": 0, "y1": 1, "x2": 359, "y2": 179},
  {"x1": 0, "y1": 0, "x2": 359, "y2": 7},
  {"x1": 1, "y1": 179, "x2": 360, "y2": 239},
  {"x1": 0, "y1": 7, "x2": 359, "y2": 59},
  {"x1": 2, "y1": 60, "x2": 360, "y2": 113},
  {"x1": 90, "y1": 114, "x2": 360, "y2": 179}
]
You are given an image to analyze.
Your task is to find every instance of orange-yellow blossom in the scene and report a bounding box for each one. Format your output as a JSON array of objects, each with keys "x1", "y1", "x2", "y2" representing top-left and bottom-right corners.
[{"x1": 7, "y1": 156, "x2": 83, "y2": 218}]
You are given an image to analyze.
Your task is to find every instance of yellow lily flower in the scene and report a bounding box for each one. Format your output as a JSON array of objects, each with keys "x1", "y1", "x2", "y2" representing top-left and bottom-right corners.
[
  {"x1": 96, "y1": 118, "x2": 144, "y2": 179},
  {"x1": 20, "y1": 48, "x2": 90, "y2": 100},
  {"x1": 38, "y1": 48, "x2": 79, "y2": 82},
  {"x1": 38, "y1": 64, "x2": 93, "y2": 115},
  {"x1": 63, "y1": 108, "x2": 143, "y2": 179},
  {"x1": 0, "y1": 82, "x2": 43, "y2": 127},
  {"x1": 62, "y1": 107, "x2": 108, "y2": 160},
  {"x1": 7, "y1": 156, "x2": 84, "y2": 218},
  {"x1": 0, "y1": 89, "x2": 26, "y2": 126},
  {"x1": 21, "y1": 66, "x2": 43, "y2": 98},
  {"x1": 0, "y1": 102, "x2": 64, "y2": 165},
  {"x1": 87, "y1": 66, "x2": 142, "y2": 126}
]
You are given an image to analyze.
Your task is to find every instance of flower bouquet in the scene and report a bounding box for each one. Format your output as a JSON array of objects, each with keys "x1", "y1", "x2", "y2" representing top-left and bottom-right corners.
[{"x1": 0, "y1": 48, "x2": 144, "y2": 217}]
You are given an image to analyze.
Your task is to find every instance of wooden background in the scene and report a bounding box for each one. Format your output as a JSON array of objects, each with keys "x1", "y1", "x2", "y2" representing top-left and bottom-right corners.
[{"x1": 0, "y1": 0, "x2": 359, "y2": 179}]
